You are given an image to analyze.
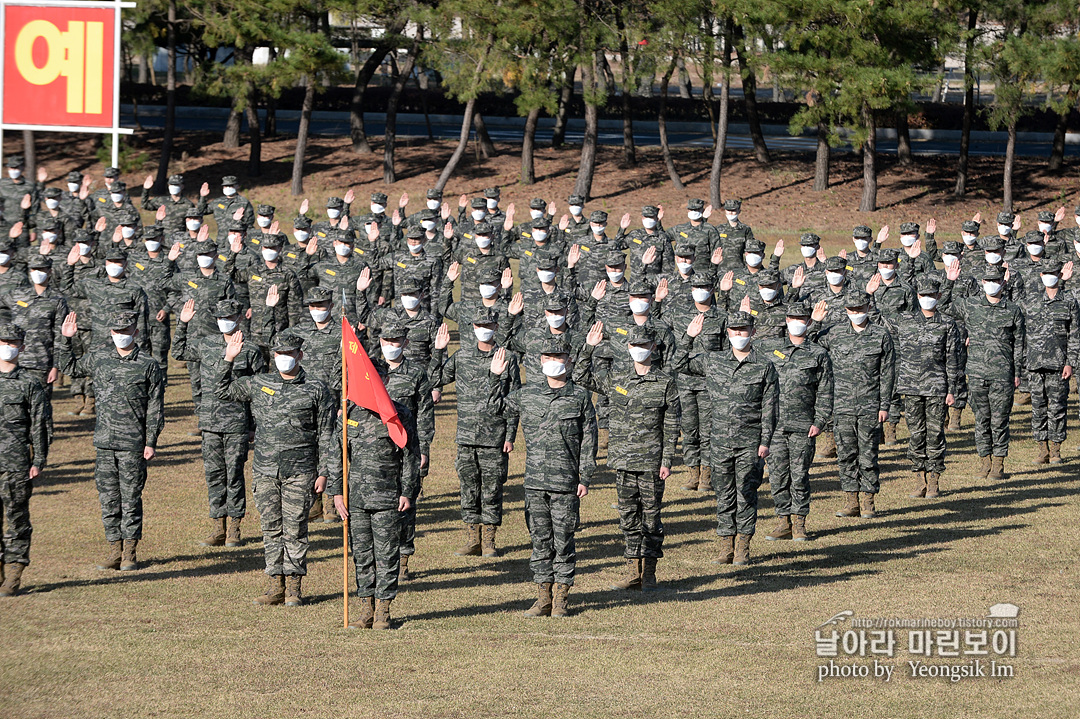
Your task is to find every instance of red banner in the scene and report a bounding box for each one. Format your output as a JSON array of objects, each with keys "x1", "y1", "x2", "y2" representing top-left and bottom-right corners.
[{"x1": 342, "y1": 318, "x2": 407, "y2": 448}]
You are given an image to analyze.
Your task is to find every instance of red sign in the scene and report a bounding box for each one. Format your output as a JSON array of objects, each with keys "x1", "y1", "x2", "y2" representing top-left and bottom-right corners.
[{"x1": 3, "y1": 4, "x2": 115, "y2": 127}]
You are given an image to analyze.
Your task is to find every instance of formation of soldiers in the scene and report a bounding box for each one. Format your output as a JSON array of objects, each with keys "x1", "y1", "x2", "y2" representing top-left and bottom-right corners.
[{"x1": 1, "y1": 152, "x2": 1077, "y2": 628}]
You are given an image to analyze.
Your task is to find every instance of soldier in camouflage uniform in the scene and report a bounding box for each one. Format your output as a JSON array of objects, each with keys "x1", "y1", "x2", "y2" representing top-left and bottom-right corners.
[
  {"x1": 311, "y1": 229, "x2": 369, "y2": 323},
  {"x1": 284, "y1": 215, "x2": 318, "y2": 294},
  {"x1": 226, "y1": 231, "x2": 303, "y2": 352},
  {"x1": 671, "y1": 199, "x2": 720, "y2": 273},
  {"x1": 771, "y1": 233, "x2": 826, "y2": 295},
  {"x1": 576, "y1": 324, "x2": 679, "y2": 591},
  {"x1": 0, "y1": 239, "x2": 29, "y2": 324},
  {"x1": 0, "y1": 156, "x2": 40, "y2": 246},
  {"x1": 440, "y1": 263, "x2": 514, "y2": 340},
  {"x1": 894, "y1": 222, "x2": 935, "y2": 286},
  {"x1": 620, "y1": 205, "x2": 675, "y2": 283},
  {"x1": 573, "y1": 211, "x2": 628, "y2": 290},
  {"x1": 818, "y1": 291, "x2": 896, "y2": 519},
  {"x1": 65, "y1": 247, "x2": 151, "y2": 353},
  {"x1": 847, "y1": 225, "x2": 881, "y2": 284},
  {"x1": 141, "y1": 173, "x2": 209, "y2": 235},
  {"x1": 450, "y1": 221, "x2": 509, "y2": 303},
  {"x1": 57, "y1": 230, "x2": 99, "y2": 414},
  {"x1": 310, "y1": 197, "x2": 352, "y2": 254},
  {"x1": 757, "y1": 302, "x2": 833, "y2": 541},
  {"x1": 127, "y1": 226, "x2": 175, "y2": 382},
  {"x1": 34, "y1": 187, "x2": 79, "y2": 243},
  {"x1": 955, "y1": 265, "x2": 1025, "y2": 481},
  {"x1": 58, "y1": 310, "x2": 165, "y2": 572},
  {"x1": 504, "y1": 291, "x2": 588, "y2": 380},
  {"x1": 684, "y1": 311, "x2": 778, "y2": 566},
  {"x1": 173, "y1": 298, "x2": 264, "y2": 547},
  {"x1": 564, "y1": 194, "x2": 592, "y2": 242},
  {"x1": 713, "y1": 199, "x2": 757, "y2": 274},
  {"x1": 1018, "y1": 259, "x2": 1078, "y2": 465},
  {"x1": 59, "y1": 170, "x2": 90, "y2": 228},
  {"x1": 216, "y1": 331, "x2": 335, "y2": 607},
  {"x1": 86, "y1": 167, "x2": 134, "y2": 223},
  {"x1": 0, "y1": 324, "x2": 49, "y2": 596},
  {"x1": 205, "y1": 175, "x2": 254, "y2": 243},
  {"x1": 870, "y1": 249, "x2": 915, "y2": 444}
]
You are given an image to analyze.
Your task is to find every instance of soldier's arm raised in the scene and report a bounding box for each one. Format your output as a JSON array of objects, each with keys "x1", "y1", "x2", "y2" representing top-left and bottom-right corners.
[{"x1": 215, "y1": 331, "x2": 253, "y2": 402}]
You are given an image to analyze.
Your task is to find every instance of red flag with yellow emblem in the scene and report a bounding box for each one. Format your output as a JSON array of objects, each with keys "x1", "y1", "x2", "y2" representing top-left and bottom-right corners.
[{"x1": 342, "y1": 317, "x2": 407, "y2": 447}]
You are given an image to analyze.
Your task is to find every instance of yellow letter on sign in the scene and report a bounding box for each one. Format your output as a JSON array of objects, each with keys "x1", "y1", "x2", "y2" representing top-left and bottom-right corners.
[{"x1": 14, "y1": 19, "x2": 105, "y2": 115}]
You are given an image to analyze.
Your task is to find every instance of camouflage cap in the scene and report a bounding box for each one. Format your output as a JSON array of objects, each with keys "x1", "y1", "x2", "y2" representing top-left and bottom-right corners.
[
  {"x1": 426, "y1": 188, "x2": 442, "y2": 200},
  {"x1": 941, "y1": 240, "x2": 962, "y2": 254},
  {"x1": 263, "y1": 232, "x2": 286, "y2": 247},
  {"x1": 293, "y1": 215, "x2": 313, "y2": 230},
  {"x1": 961, "y1": 220, "x2": 981, "y2": 233},
  {"x1": 271, "y1": 332, "x2": 304, "y2": 354},
  {"x1": 723, "y1": 199, "x2": 742, "y2": 212},
  {"x1": 184, "y1": 207, "x2": 203, "y2": 219},
  {"x1": 213, "y1": 298, "x2": 245, "y2": 318},
  {"x1": 370, "y1": 192, "x2": 388, "y2": 205},
  {"x1": 71, "y1": 230, "x2": 94, "y2": 244},
  {"x1": 305, "y1": 286, "x2": 334, "y2": 304},
  {"x1": 915, "y1": 275, "x2": 942, "y2": 295},
  {"x1": 799, "y1": 232, "x2": 821, "y2": 246},
  {"x1": 996, "y1": 211, "x2": 1015, "y2": 225},
  {"x1": 142, "y1": 225, "x2": 163, "y2": 239},
  {"x1": 744, "y1": 238, "x2": 766, "y2": 254},
  {"x1": 473, "y1": 221, "x2": 493, "y2": 235},
  {"x1": 110, "y1": 180, "x2": 127, "y2": 193},
  {"x1": 899, "y1": 222, "x2": 920, "y2": 235},
  {"x1": 103, "y1": 247, "x2": 128, "y2": 262},
  {"x1": 0, "y1": 323, "x2": 25, "y2": 342},
  {"x1": 627, "y1": 279, "x2": 654, "y2": 296},
  {"x1": 469, "y1": 306, "x2": 498, "y2": 325},
  {"x1": 66, "y1": 170, "x2": 83, "y2": 183},
  {"x1": 604, "y1": 250, "x2": 627, "y2": 267},
  {"x1": 529, "y1": 197, "x2": 547, "y2": 211},
  {"x1": 167, "y1": 174, "x2": 184, "y2": 185},
  {"x1": 542, "y1": 293, "x2": 569, "y2": 312},
  {"x1": 380, "y1": 321, "x2": 408, "y2": 340},
  {"x1": 530, "y1": 216, "x2": 551, "y2": 230},
  {"x1": 327, "y1": 196, "x2": 345, "y2": 209},
  {"x1": 567, "y1": 194, "x2": 585, "y2": 206},
  {"x1": 405, "y1": 226, "x2": 425, "y2": 241},
  {"x1": 844, "y1": 290, "x2": 872, "y2": 308},
  {"x1": 690, "y1": 271, "x2": 717, "y2": 288},
  {"x1": 224, "y1": 220, "x2": 246, "y2": 234},
  {"x1": 853, "y1": 225, "x2": 873, "y2": 239},
  {"x1": 483, "y1": 187, "x2": 501, "y2": 199},
  {"x1": 27, "y1": 254, "x2": 53, "y2": 270},
  {"x1": 43, "y1": 186, "x2": 61, "y2": 199},
  {"x1": 1037, "y1": 210, "x2": 1055, "y2": 223},
  {"x1": 397, "y1": 278, "x2": 422, "y2": 296},
  {"x1": 1022, "y1": 230, "x2": 1045, "y2": 243},
  {"x1": 825, "y1": 255, "x2": 847, "y2": 272},
  {"x1": 673, "y1": 241, "x2": 696, "y2": 257},
  {"x1": 470, "y1": 197, "x2": 487, "y2": 209},
  {"x1": 642, "y1": 205, "x2": 659, "y2": 218},
  {"x1": 104, "y1": 167, "x2": 121, "y2": 178},
  {"x1": 981, "y1": 236, "x2": 1005, "y2": 252},
  {"x1": 476, "y1": 264, "x2": 502, "y2": 284},
  {"x1": 1040, "y1": 258, "x2": 1064, "y2": 274},
  {"x1": 756, "y1": 268, "x2": 781, "y2": 285},
  {"x1": 726, "y1": 311, "x2": 754, "y2": 329},
  {"x1": 785, "y1": 301, "x2": 812, "y2": 317},
  {"x1": 39, "y1": 216, "x2": 60, "y2": 231},
  {"x1": 687, "y1": 198, "x2": 705, "y2": 211},
  {"x1": 535, "y1": 249, "x2": 560, "y2": 270},
  {"x1": 589, "y1": 210, "x2": 608, "y2": 224},
  {"x1": 5, "y1": 155, "x2": 23, "y2": 167},
  {"x1": 257, "y1": 204, "x2": 275, "y2": 217},
  {"x1": 193, "y1": 240, "x2": 217, "y2": 255},
  {"x1": 982, "y1": 264, "x2": 1006, "y2": 281},
  {"x1": 876, "y1": 248, "x2": 900, "y2": 264},
  {"x1": 108, "y1": 311, "x2": 139, "y2": 331},
  {"x1": 221, "y1": 175, "x2": 238, "y2": 186},
  {"x1": 626, "y1": 325, "x2": 656, "y2": 345},
  {"x1": 116, "y1": 207, "x2": 140, "y2": 225},
  {"x1": 537, "y1": 336, "x2": 571, "y2": 356}
]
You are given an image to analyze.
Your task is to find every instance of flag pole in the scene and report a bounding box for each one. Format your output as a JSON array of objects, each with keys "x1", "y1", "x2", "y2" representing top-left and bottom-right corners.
[{"x1": 341, "y1": 305, "x2": 350, "y2": 629}]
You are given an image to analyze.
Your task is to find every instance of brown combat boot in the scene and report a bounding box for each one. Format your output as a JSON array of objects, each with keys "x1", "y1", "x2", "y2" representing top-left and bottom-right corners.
[
  {"x1": 199, "y1": 517, "x2": 227, "y2": 547},
  {"x1": 682, "y1": 466, "x2": 700, "y2": 491},
  {"x1": 399, "y1": 554, "x2": 411, "y2": 582},
  {"x1": 712, "y1": 535, "x2": 735, "y2": 564},
  {"x1": 1033, "y1": 441, "x2": 1050, "y2": 465},
  {"x1": 82, "y1": 396, "x2": 96, "y2": 417},
  {"x1": 348, "y1": 597, "x2": 375, "y2": 629},
  {"x1": 947, "y1": 407, "x2": 962, "y2": 432},
  {"x1": 454, "y1": 523, "x2": 482, "y2": 556},
  {"x1": 733, "y1": 534, "x2": 752, "y2": 566},
  {"x1": 551, "y1": 583, "x2": 571, "y2": 618},
  {"x1": 926, "y1": 472, "x2": 941, "y2": 498},
  {"x1": 1050, "y1": 442, "x2": 1063, "y2": 464},
  {"x1": 307, "y1": 495, "x2": 323, "y2": 521},
  {"x1": 0, "y1": 562, "x2": 25, "y2": 596},
  {"x1": 67, "y1": 394, "x2": 85, "y2": 416},
  {"x1": 698, "y1": 466, "x2": 713, "y2": 492},
  {"x1": 481, "y1": 525, "x2": 499, "y2": 557},
  {"x1": 978, "y1": 455, "x2": 991, "y2": 479},
  {"x1": 284, "y1": 576, "x2": 303, "y2": 607},
  {"x1": 225, "y1": 517, "x2": 242, "y2": 547},
  {"x1": 883, "y1": 422, "x2": 898, "y2": 446},
  {"x1": 764, "y1": 515, "x2": 792, "y2": 541},
  {"x1": 119, "y1": 540, "x2": 139, "y2": 571},
  {"x1": 835, "y1": 492, "x2": 860, "y2": 517},
  {"x1": 322, "y1": 501, "x2": 341, "y2": 524},
  {"x1": 1016, "y1": 392, "x2": 1031, "y2": 406},
  {"x1": 96, "y1": 540, "x2": 122, "y2": 570},
  {"x1": 816, "y1": 431, "x2": 837, "y2": 459},
  {"x1": 988, "y1": 456, "x2": 1005, "y2": 481},
  {"x1": 641, "y1": 558, "x2": 659, "y2": 591},
  {"x1": 253, "y1": 575, "x2": 286, "y2": 605},
  {"x1": 524, "y1": 582, "x2": 553, "y2": 618},
  {"x1": 791, "y1": 515, "x2": 809, "y2": 541},
  {"x1": 372, "y1": 599, "x2": 393, "y2": 630},
  {"x1": 909, "y1": 471, "x2": 927, "y2": 498},
  {"x1": 608, "y1": 558, "x2": 642, "y2": 591},
  {"x1": 859, "y1": 493, "x2": 877, "y2": 518}
]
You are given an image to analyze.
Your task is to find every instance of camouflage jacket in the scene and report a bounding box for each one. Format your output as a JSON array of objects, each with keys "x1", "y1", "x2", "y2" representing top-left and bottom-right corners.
[
  {"x1": 167, "y1": 269, "x2": 236, "y2": 338},
  {"x1": 883, "y1": 310, "x2": 962, "y2": 397},
  {"x1": 172, "y1": 322, "x2": 264, "y2": 433},
  {"x1": 127, "y1": 251, "x2": 176, "y2": 315},
  {"x1": 327, "y1": 401, "x2": 420, "y2": 510},
  {"x1": 620, "y1": 227, "x2": 676, "y2": 282},
  {"x1": 0, "y1": 367, "x2": 49, "y2": 470},
  {"x1": 227, "y1": 254, "x2": 303, "y2": 346},
  {"x1": 685, "y1": 341, "x2": 779, "y2": 450},
  {"x1": 66, "y1": 274, "x2": 151, "y2": 351},
  {"x1": 372, "y1": 355, "x2": 436, "y2": 457},
  {"x1": 3, "y1": 286, "x2": 68, "y2": 371},
  {"x1": 141, "y1": 189, "x2": 208, "y2": 235},
  {"x1": 433, "y1": 343, "x2": 519, "y2": 447},
  {"x1": 757, "y1": 335, "x2": 834, "y2": 433},
  {"x1": 817, "y1": 321, "x2": 896, "y2": 417},
  {"x1": 956, "y1": 294, "x2": 1026, "y2": 381},
  {"x1": 1019, "y1": 289, "x2": 1080, "y2": 371}
]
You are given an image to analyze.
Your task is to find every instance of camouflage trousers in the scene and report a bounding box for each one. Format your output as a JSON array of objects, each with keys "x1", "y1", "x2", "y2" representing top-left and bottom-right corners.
[
  {"x1": 69, "y1": 329, "x2": 94, "y2": 398},
  {"x1": 187, "y1": 360, "x2": 202, "y2": 415},
  {"x1": 349, "y1": 506, "x2": 401, "y2": 600},
  {"x1": 0, "y1": 470, "x2": 33, "y2": 565},
  {"x1": 399, "y1": 479, "x2": 421, "y2": 557},
  {"x1": 835, "y1": 414, "x2": 882, "y2": 494},
  {"x1": 524, "y1": 489, "x2": 580, "y2": 586},
  {"x1": 677, "y1": 383, "x2": 711, "y2": 468},
  {"x1": 202, "y1": 431, "x2": 248, "y2": 519},
  {"x1": 594, "y1": 357, "x2": 612, "y2": 429},
  {"x1": 148, "y1": 315, "x2": 171, "y2": 383},
  {"x1": 768, "y1": 431, "x2": 816, "y2": 516},
  {"x1": 95, "y1": 448, "x2": 148, "y2": 541},
  {"x1": 456, "y1": 444, "x2": 507, "y2": 526},
  {"x1": 253, "y1": 472, "x2": 313, "y2": 576},
  {"x1": 953, "y1": 341, "x2": 969, "y2": 410},
  {"x1": 903, "y1": 395, "x2": 947, "y2": 473},
  {"x1": 22, "y1": 368, "x2": 54, "y2": 443},
  {"x1": 969, "y1": 378, "x2": 1014, "y2": 457},
  {"x1": 710, "y1": 445, "x2": 763, "y2": 536},
  {"x1": 887, "y1": 391, "x2": 904, "y2": 425},
  {"x1": 615, "y1": 469, "x2": 665, "y2": 559},
  {"x1": 1029, "y1": 369, "x2": 1069, "y2": 443}
]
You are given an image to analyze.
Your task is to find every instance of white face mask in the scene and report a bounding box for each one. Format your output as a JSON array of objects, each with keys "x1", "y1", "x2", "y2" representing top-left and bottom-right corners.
[
  {"x1": 606, "y1": 269, "x2": 624, "y2": 283},
  {"x1": 942, "y1": 254, "x2": 959, "y2": 267},
  {"x1": 222, "y1": 186, "x2": 237, "y2": 197},
  {"x1": 997, "y1": 224, "x2": 1011, "y2": 236},
  {"x1": 643, "y1": 218, "x2": 657, "y2": 229},
  {"x1": 878, "y1": 266, "x2": 896, "y2": 280},
  {"x1": 110, "y1": 193, "x2": 124, "y2": 203},
  {"x1": 68, "y1": 182, "x2": 80, "y2": 193},
  {"x1": 569, "y1": 205, "x2": 583, "y2": 217},
  {"x1": 854, "y1": 238, "x2": 870, "y2": 252},
  {"x1": 479, "y1": 283, "x2": 498, "y2": 299},
  {"x1": 261, "y1": 248, "x2": 279, "y2": 262},
  {"x1": 0, "y1": 345, "x2": 18, "y2": 361},
  {"x1": 759, "y1": 286, "x2": 778, "y2": 302},
  {"x1": 309, "y1": 307, "x2": 331, "y2": 323},
  {"x1": 370, "y1": 204, "x2": 385, "y2": 214},
  {"x1": 1039, "y1": 222, "x2": 1053, "y2": 233},
  {"x1": 77, "y1": 243, "x2": 92, "y2": 256},
  {"x1": 334, "y1": 244, "x2": 352, "y2": 257},
  {"x1": 687, "y1": 210, "x2": 703, "y2": 221},
  {"x1": 197, "y1": 255, "x2": 215, "y2": 268},
  {"x1": 421, "y1": 220, "x2": 436, "y2": 231},
  {"x1": 120, "y1": 226, "x2": 136, "y2": 239},
  {"x1": 486, "y1": 198, "x2": 499, "y2": 210},
  {"x1": 217, "y1": 318, "x2": 238, "y2": 334},
  {"x1": 400, "y1": 295, "x2": 420, "y2": 310},
  {"x1": 426, "y1": 199, "x2": 440, "y2": 210},
  {"x1": 1041, "y1": 274, "x2": 1060, "y2": 288},
  {"x1": 983, "y1": 281, "x2": 1002, "y2": 296},
  {"x1": 327, "y1": 208, "x2": 342, "y2": 219},
  {"x1": 692, "y1": 287, "x2": 713, "y2": 303},
  {"x1": 530, "y1": 209, "x2": 544, "y2": 220},
  {"x1": 111, "y1": 332, "x2": 134, "y2": 349},
  {"x1": 787, "y1": 319, "x2": 808, "y2": 337},
  {"x1": 144, "y1": 240, "x2": 161, "y2": 252},
  {"x1": 591, "y1": 225, "x2": 606, "y2": 236},
  {"x1": 381, "y1": 343, "x2": 403, "y2": 361},
  {"x1": 800, "y1": 245, "x2": 817, "y2": 258},
  {"x1": 847, "y1": 312, "x2": 868, "y2": 325},
  {"x1": 537, "y1": 270, "x2": 556, "y2": 284},
  {"x1": 105, "y1": 263, "x2": 125, "y2": 278},
  {"x1": 0, "y1": 253, "x2": 9, "y2": 265},
  {"x1": 726, "y1": 212, "x2": 739, "y2": 223},
  {"x1": 918, "y1": 296, "x2": 938, "y2": 311},
  {"x1": 45, "y1": 198, "x2": 60, "y2": 210},
  {"x1": 473, "y1": 326, "x2": 495, "y2": 343},
  {"x1": 407, "y1": 242, "x2": 423, "y2": 255},
  {"x1": 962, "y1": 233, "x2": 978, "y2": 245},
  {"x1": 533, "y1": 230, "x2": 548, "y2": 242},
  {"x1": 728, "y1": 334, "x2": 751, "y2": 351},
  {"x1": 628, "y1": 345, "x2": 653, "y2": 362},
  {"x1": 1028, "y1": 244, "x2": 1044, "y2": 257},
  {"x1": 257, "y1": 216, "x2": 272, "y2": 228},
  {"x1": 186, "y1": 219, "x2": 201, "y2": 232},
  {"x1": 676, "y1": 261, "x2": 693, "y2": 274},
  {"x1": 984, "y1": 252, "x2": 1002, "y2": 265},
  {"x1": 168, "y1": 185, "x2": 182, "y2": 196},
  {"x1": 546, "y1": 313, "x2": 565, "y2": 329},
  {"x1": 29, "y1": 269, "x2": 49, "y2": 285},
  {"x1": 471, "y1": 210, "x2": 486, "y2": 222},
  {"x1": 1074, "y1": 241, "x2": 1080, "y2": 255},
  {"x1": 542, "y1": 359, "x2": 567, "y2": 377},
  {"x1": 42, "y1": 232, "x2": 57, "y2": 243},
  {"x1": 629, "y1": 298, "x2": 651, "y2": 315},
  {"x1": 274, "y1": 354, "x2": 297, "y2": 372},
  {"x1": 475, "y1": 236, "x2": 491, "y2": 249},
  {"x1": 8, "y1": 169, "x2": 22, "y2": 180},
  {"x1": 294, "y1": 230, "x2": 309, "y2": 242},
  {"x1": 826, "y1": 271, "x2": 844, "y2": 286},
  {"x1": 745, "y1": 253, "x2": 763, "y2": 267},
  {"x1": 900, "y1": 234, "x2": 917, "y2": 247}
]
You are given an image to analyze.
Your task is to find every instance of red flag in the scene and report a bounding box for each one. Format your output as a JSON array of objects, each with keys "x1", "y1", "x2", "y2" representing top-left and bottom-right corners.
[{"x1": 342, "y1": 318, "x2": 407, "y2": 448}]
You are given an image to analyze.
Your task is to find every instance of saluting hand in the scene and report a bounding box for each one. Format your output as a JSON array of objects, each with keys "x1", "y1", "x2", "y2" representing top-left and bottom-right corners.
[
  {"x1": 434, "y1": 323, "x2": 450, "y2": 351},
  {"x1": 586, "y1": 320, "x2": 604, "y2": 347},
  {"x1": 490, "y1": 346, "x2": 508, "y2": 375}
]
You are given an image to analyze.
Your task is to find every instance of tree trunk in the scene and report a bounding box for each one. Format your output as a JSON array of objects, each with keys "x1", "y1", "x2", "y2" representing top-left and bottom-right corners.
[
  {"x1": 1003, "y1": 120, "x2": 1016, "y2": 213},
  {"x1": 384, "y1": 38, "x2": 419, "y2": 184},
  {"x1": 954, "y1": 8, "x2": 977, "y2": 197},
  {"x1": 473, "y1": 112, "x2": 497, "y2": 159},
  {"x1": 153, "y1": 0, "x2": 177, "y2": 193},
  {"x1": 616, "y1": 10, "x2": 635, "y2": 167},
  {"x1": 659, "y1": 56, "x2": 684, "y2": 190},
  {"x1": 246, "y1": 88, "x2": 261, "y2": 177},
  {"x1": 859, "y1": 105, "x2": 877, "y2": 212},
  {"x1": 417, "y1": 63, "x2": 434, "y2": 140},
  {"x1": 708, "y1": 21, "x2": 731, "y2": 209},
  {"x1": 896, "y1": 108, "x2": 913, "y2": 166},
  {"x1": 676, "y1": 56, "x2": 692, "y2": 98},
  {"x1": 813, "y1": 122, "x2": 830, "y2": 191},
  {"x1": 291, "y1": 79, "x2": 316, "y2": 195},
  {"x1": 137, "y1": 54, "x2": 149, "y2": 84},
  {"x1": 733, "y1": 25, "x2": 770, "y2": 164},
  {"x1": 521, "y1": 106, "x2": 540, "y2": 184},
  {"x1": 22, "y1": 131, "x2": 35, "y2": 180},
  {"x1": 551, "y1": 75, "x2": 572, "y2": 148},
  {"x1": 349, "y1": 18, "x2": 407, "y2": 154},
  {"x1": 1048, "y1": 106, "x2": 1068, "y2": 172},
  {"x1": 573, "y1": 59, "x2": 600, "y2": 200},
  {"x1": 435, "y1": 37, "x2": 492, "y2": 191},
  {"x1": 223, "y1": 101, "x2": 242, "y2": 148}
]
